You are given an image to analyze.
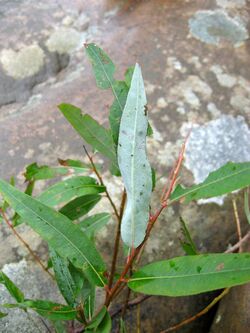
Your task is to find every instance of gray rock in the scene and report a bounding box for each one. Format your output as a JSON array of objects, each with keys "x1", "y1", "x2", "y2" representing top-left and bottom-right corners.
[
  {"x1": 0, "y1": 259, "x2": 62, "y2": 333},
  {"x1": 189, "y1": 10, "x2": 249, "y2": 45}
]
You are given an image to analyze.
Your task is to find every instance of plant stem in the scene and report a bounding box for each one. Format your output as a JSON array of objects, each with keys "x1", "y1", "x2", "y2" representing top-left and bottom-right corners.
[
  {"x1": 121, "y1": 267, "x2": 132, "y2": 319},
  {"x1": 160, "y1": 288, "x2": 230, "y2": 332},
  {"x1": 105, "y1": 137, "x2": 187, "y2": 307},
  {"x1": 77, "y1": 302, "x2": 87, "y2": 326},
  {"x1": 107, "y1": 190, "x2": 127, "y2": 294},
  {"x1": 225, "y1": 230, "x2": 250, "y2": 253},
  {"x1": 111, "y1": 295, "x2": 150, "y2": 318},
  {"x1": 83, "y1": 145, "x2": 120, "y2": 220},
  {"x1": 0, "y1": 208, "x2": 54, "y2": 279},
  {"x1": 232, "y1": 197, "x2": 242, "y2": 252}
]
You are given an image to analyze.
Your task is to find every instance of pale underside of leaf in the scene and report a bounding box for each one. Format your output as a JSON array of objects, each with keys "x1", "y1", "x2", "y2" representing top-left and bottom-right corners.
[{"x1": 118, "y1": 64, "x2": 152, "y2": 248}]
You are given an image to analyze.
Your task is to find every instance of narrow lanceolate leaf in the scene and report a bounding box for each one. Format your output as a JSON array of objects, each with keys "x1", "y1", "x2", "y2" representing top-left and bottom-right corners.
[
  {"x1": 85, "y1": 306, "x2": 111, "y2": 333},
  {"x1": 5, "y1": 300, "x2": 76, "y2": 320},
  {"x1": 58, "y1": 104, "x2": 119, "y2": 174},
  {"x1": 0, "y1": 311, "x2": 7, "y2": 318},
  {"x1": 50, "y1": 248, "x2": 77, "y2": 306},
  {"x1": 38, "y1": 176, "x2": 104, "y2": 207},
  {"x1": 0, "y1": 180, "x2": 106, "y2": 286},
  {"x1": 179, "y1": 217, "x2": 198, "y2": 255},
  {"x1": 52, "y1": 320, "x2": 67, "y2": 333},
  {"x1": 128, "y1": 253, "x2": 250, "y2": 296},
  {"x1": 118, "y1": 64, "x2": 152, "y2": 248},
  {"x1": 79, "y1": 213, "x2": 111, "y2": 238},
  {"x1": 109, "y1": 81, "x2": 129, "y2": 144},
  {"x1": 171, "y1": 162, "x2": 250, "y2": 203},
  {"x1": 24, "y1": 163, "x2": 80, "y2": 181},
  {"x1": 59, "y1": 194, "x2": 101, "y2": 220},
  {"x1": 0, "y1": 271, "x2": 24, "y2": 303},
  {"x1": 85, "y1": 43, "x2": 115, "y2": 89}
]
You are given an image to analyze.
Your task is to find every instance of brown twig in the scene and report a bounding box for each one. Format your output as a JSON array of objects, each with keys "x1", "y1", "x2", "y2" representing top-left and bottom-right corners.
[
  {"x1": 83, "y1": 145, "x2": 120, "y2": 220},
  {"x1": 225, "y1": 230, "x2": 250, "y2": 253},
  {"x1": 107, "y1": 190, "x2": 127, "y2": 294},
  {"x1": 136, "y1": 303, "x2": 141, "y2": 333},
  {"x1": 0, "y1": 208, "x2": 54, "y2": 279},
  {"x1": 161, "y1": 288, "x2": 230, "y2": 332},
  {"x1": 121, "y1": 267, "x2": 133, "y2": 319},
  {"x1": 110, "y1": 295, "x2": 150, "y2": 318},
  {"x1": 232, "y1": 197, "x2": 242, "y2": 252}
]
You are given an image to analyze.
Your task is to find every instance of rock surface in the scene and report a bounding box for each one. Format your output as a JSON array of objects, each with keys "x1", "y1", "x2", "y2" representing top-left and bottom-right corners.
[
  {"x1": 0, "y1": 259, "x2": 62, "y2": 333},
  {"x1": 209, "y1": 242, "x2": 250, "y2": 333},
  {"x1": 0, "y1": 0, "x2": 250, "y2": 332}
]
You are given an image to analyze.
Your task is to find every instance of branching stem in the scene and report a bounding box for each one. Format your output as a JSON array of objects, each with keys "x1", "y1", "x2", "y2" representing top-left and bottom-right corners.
[{"x1": 83, "y1": 145, "x2": 120, "y2": 220}]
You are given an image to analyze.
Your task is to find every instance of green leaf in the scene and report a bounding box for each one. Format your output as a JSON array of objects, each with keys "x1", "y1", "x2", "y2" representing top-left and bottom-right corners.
[
  {"x1": 79, "y1": 213, "x2": 110, "y2": 238},
  {"x1": 244, "y1": 188, "x2": 250, "y2": 224},
  {"x1": 6, "y1": 300, "x2": 77, "y2": 320},
  {"x1": 85, "y1": 307, "x2": 111, "y2": 333},
  {"x1": 124, "y1": 66, "x2": 135, "y2": 87},
  {"x1": 38, "y1": 176, "x2": 104, "y2": 207},
  {"x1": 128, "y1": 253, "x2": 250, "y2": 296},
  {"x1": 52, "y1": 320, "x2": 67, "y2": 333},
  {"x1": 151, "y1": 167, "x2": 156, "y2": 191},
  {"x1": 0, "y1": 179, "x2": 106, "y2": 286},
  {"x1": 179, "y1": 217, "x2": 198, "y2": 255},
  {"x1": 0, "y1": 271, "x2": 24, "y2": 303},
  {"x1": 58, "y1": 104, "x2": 119, "y2": 174},
  {"x1": 86, "y1": 307, "x2": 106, "y2": 329},
  {"x1": 24, "y1": 163, "x2": 69, "y2": 181},
  {"x1": 84, "y1": 284, "x2": 95, "y2": 321},
  {"x1": 171, "y1": 162, "x2": 250, "y2": 203},
  {"x1": 50, "y1": 248, "x2": 77, "y2": 306},
  {"x1": 95, "y1": 310, "x2": 111, "y2": 333},
  {"x1": 118, "y1": 64, "x2": 152, "y2": 248},
  {"x1": 119, "y1": 318, "x2": 127, "y2": 333},
  {"x1": 109, "y1": 81, "x2": 129, "y2": 144},
  {"x1": 0, "y1": 311, "x2": 7, "y2": 319},
  {"x1": 85, "y1": 43, "x2": 115, "y2": 90},
  {"x1": 60, "y1": 194, "x2": 101, "y2": 220},
  {"x1": 58, "y1": 158, "x2": 89, "y2": 169}
]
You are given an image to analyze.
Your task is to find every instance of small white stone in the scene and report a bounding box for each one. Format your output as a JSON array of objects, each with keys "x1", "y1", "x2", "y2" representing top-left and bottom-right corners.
[
  {"x1": 24, "y1": 149, "x2": 35, "y2": 159},
  {"x1": 62, "y1": 15, "x2": 74, "y2": 26},
  {"x1": 207, "y1": 103, "x2": 221, "y2": 117},
  {"x1": 176, "y1": 106, "x2": 186, "y2": 114},
  {"x1": 39, "y1": 142, "x2": 52, "y2": 151},
  {"x1": 157, "y1": 97, "x2": 168, "y2": 109}
]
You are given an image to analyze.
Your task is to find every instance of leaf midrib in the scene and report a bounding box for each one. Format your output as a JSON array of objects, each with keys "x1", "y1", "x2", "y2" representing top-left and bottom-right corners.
[
  {"x1": 129, "y1": 266, "x2": 250, "y2": 282},
  {"x1": 88, "y1": 46, "x2": 123, "y2": 112},
  {"x1": 2, "y1": 184, "x2": 105, "y2": 286},
  {"x1": 171, "y1": 165, "x2": 250, "y2": 202},
  {"x1": 39, "y1": 184, "x2": 104, "y2": 204},
  {"x1": 130, "y1": 73, "x2": 140, "y2": 246},
  {"x1": 84, "y1": 214, "x2": 110, "y2": 233},
  {"x1": 81, "y1": 115, "x2": 118, "y2": 165},
  {"x1": 61, "y1": 196, "x2": 100, "y2": 215}
]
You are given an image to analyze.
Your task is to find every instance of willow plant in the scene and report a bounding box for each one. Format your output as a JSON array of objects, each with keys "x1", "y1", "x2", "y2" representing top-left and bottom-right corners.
[{"x1": 0, "y1": 44, "x2": 250, "y2": 332}]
